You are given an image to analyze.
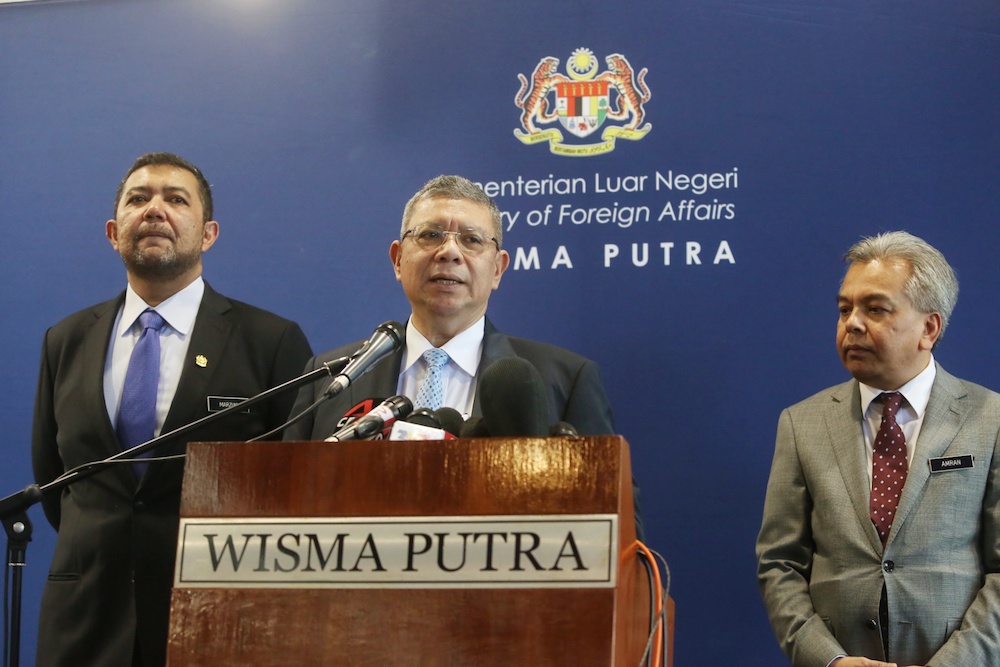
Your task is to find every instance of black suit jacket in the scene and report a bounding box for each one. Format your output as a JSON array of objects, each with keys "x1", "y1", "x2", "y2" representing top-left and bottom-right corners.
[
  {"x1": 31, "y1": 283, "x2": 312, "y2": 667},
  {"x1": 283, "y1": 318, "x2": 643, "y2": 537},
  {"x1": 283, "y1": 318, "x2": 614, "y2": 440}
]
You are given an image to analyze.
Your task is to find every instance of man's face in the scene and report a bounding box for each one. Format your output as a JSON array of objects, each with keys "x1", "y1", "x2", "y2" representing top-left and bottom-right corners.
[
  {"x1": 837, "y1": 259, "x2": 941, "y2": 390},
  {"x1": 106, "y1": 164, "x2": 218, "y2": 281},
  {"x1": 390, "y1": 197, "x2": 509, "y2": 341}
]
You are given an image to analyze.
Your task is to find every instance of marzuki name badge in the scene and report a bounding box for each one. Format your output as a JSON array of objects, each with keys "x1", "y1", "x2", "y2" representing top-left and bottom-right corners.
[{"x1": 175, "y1": 515, "x2": 618, "y2": 589}]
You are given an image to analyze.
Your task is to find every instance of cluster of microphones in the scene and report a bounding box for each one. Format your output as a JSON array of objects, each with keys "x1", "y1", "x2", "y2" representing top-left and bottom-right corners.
[{"x1": 324, "y1": 357, "x2": 580, "y2": 443}]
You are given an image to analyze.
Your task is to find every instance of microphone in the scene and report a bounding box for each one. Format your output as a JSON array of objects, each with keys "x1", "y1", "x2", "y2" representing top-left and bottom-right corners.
[
  {"x1": 459, "y1": 416, "x2": 490, "y2": 438},
  {"x1": 324, "y1": 321, "x2": 404, "y2": 397},
  {"x1": 549, "y1": 421, "x2": 578, "y2": 436},
  {"x1": 388, "y1": 407, "x2": 460, "y2": 441},
  {"x1": 478, "y1": 358, "x2": 550, "y2": 437},
  {"x1": 434, "y1": 407, "x2": 464, "y2": 438},
  {"x1": 325, "y1": 395, "x2": 412, "y2": 442}
]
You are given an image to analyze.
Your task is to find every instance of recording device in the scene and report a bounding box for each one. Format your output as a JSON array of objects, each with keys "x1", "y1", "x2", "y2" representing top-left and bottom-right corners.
[
  {"x1": 325, "y1": 395, "x2": 413, "y2": 441},
  {"x1": 389, "y1": 407, "x2": 461, "y2": 441},
  {"x1": 477, "y1": 358, "x2": 550, "y2": 437},
  {"x1": 324, "y1": 321, "x2": 404, "y2": 397}
]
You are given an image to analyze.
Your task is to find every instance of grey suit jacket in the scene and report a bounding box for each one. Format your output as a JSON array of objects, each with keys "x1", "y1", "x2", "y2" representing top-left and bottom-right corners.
[
  {"x1": 756, "y1": 364, "x2": 1000, "y2": 666},
  {"x1": 283, "y1": 317, "x2": 615, "y2": 440},
  {"x1": 31, "y1": 283, "x2": 312, "y2": 667}
]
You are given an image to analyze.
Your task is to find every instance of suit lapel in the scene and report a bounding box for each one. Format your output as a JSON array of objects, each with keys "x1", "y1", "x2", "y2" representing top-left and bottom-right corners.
[
  {"x1": 84, "y1": 294, "x2": 131, "y2": 460},
  {"x1": 826, "y1": 380, "x2": 885, "y2": 553},
  {"x1": 344, "y1": 347, "x2": 405, "y2": 405},
  {"x1": 472, "y1": 319, "x2": 516, "y2": 417},
  {"x1": 888, "y1": 365, "x2": 967, "y2": 545},
  {"x1": 159, "y1": 284, "x2": 233, "y2": 437}
]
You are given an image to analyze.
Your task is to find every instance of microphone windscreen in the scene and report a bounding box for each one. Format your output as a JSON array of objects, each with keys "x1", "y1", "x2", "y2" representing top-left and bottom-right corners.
[
  {"x1": 406, "y1": 408, "x2": 440, "y2": 428},
  {"x1": 459, "y1": 416, "x2": 491, "y2": 438},
  {"x1": 434, "y1": 407, "x2": 464, "y2": 437},
  {"x1": 548, "y1": 421, "x2": 578, "y2": 436},
  {"x1": 478, "y1": 358, "x2": 549, "y2": 437}
]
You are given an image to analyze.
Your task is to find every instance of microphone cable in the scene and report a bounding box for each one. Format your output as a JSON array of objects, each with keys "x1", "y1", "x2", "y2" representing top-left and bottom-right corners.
[{"x1": 634, "y1": 539, "x2": 671, "y2": 667}]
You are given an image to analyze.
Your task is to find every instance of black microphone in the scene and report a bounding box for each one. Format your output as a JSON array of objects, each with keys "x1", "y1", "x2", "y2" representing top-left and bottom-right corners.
[
  {"x1": 549, "y1": 421, "x2": 578, "y2": 436},
  {"x1": 388, "y1": 406, "x2": 460, "y2": 441},
  {"x1": 459, "y1": 416, "x2": 490, "y2": 438},
  {"x1": 405, "y1": 407, "x2": 440, "y2": 428},
  {"x1": 325, "y1": 395, "x2": 412, "y2": 441},
  {"x1": 434, "y1": 407, "x2": 464, "y2": 437},
  {"x1": 324, "y1": 321, "x2": 404, "y2": 397},
  {"x1": 478, "y1": 358, "x2": 549, "y2": 437}
]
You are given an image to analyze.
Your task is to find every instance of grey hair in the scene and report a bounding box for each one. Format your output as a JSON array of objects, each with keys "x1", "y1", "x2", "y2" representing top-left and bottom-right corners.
[
  {"x1": 844, "y1": 230, "x2": 959, "y2": 340},
  {"x1": 400, "y1": 175, "x2": 503, "y2": 248}
]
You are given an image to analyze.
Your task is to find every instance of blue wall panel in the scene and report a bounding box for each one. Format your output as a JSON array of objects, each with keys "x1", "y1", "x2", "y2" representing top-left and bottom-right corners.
[{"x1": 2, "y1": 0, "x2": 999, "y2": 664}]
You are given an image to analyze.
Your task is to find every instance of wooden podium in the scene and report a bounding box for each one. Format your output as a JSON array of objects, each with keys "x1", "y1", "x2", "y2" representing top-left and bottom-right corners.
[{"x1": 166, "y1": 436, "x2": 672, "y2": 666}]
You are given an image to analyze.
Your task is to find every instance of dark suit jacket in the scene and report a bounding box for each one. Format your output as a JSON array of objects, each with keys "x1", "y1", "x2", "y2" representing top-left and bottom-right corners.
[
  {"x1": 283, "y1": 318, "x2": 644, "y2": 538},
  {"x1": 756, "y1": 364, "x2": 1000, "y2": 666},
  {"x1": 31, "y1": 283, "x2": 312, "y2": 667},
  {"x1": 283, "y1": 318, "x2": 614, "y2": 440}
]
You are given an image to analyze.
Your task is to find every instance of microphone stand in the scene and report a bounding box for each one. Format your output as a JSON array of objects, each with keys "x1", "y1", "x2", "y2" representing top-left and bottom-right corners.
[{"x1": 0, "y1": 356, "x2": 347, "y2": 667}]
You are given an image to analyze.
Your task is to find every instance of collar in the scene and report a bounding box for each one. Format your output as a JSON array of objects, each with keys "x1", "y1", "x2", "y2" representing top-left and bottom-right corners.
[
  {"x1": 402, "y1": 315, "x2": 485, "y2": 376},
  {"x1": 117, "y1": 276, "x2": 205, "y2": 338},
  {"x1": 860, "y1": 354, "x2": 936, "y2": 418}
]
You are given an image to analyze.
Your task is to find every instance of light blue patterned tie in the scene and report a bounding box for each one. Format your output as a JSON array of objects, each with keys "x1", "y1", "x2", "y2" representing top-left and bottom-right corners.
[
  {"x1": 414, "y1": 348, "x2": 450, "y2": 410},
  {"x1": 116, "y1": 309, "x2": 166, "y2": 476}
]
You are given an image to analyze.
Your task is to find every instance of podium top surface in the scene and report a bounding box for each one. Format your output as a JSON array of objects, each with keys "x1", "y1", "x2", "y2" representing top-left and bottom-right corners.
[{"x1": 180, "y1": 436, "x2": 632, "y2": 520}]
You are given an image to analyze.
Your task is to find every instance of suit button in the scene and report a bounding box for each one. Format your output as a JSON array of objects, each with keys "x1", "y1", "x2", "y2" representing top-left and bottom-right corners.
[
  {"x1": 882, "y1": 560, "x2": 894, "y2": 572},
  {"x1": 868, "y1": 619, "x2": 878, "y2": 630},
  {"x1": 134, "y1": 501, "x2": 146, "y2": 512}
]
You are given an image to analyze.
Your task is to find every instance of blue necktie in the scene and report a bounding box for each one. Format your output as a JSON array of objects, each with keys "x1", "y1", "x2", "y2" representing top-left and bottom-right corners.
[
  {"x1": 116, "y1": 309, "x2": 166, "y2": 476},
  {"x1": 414, "y1": 348, "x2": 450, "y2": 410}
]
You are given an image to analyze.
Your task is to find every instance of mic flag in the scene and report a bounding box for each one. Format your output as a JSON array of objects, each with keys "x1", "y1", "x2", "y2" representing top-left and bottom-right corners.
[
  {"x1": 324, "y1": 321, "x2": 404, "y2": 397},
  {"x1": 388, "y1": 407, "x2": 460, "y2": 441},
  {"x1": 478, "y1": 358, "x2": 550, "y2": 437},
  {"x1": 325, "y1": 395, "x2": 413, "y2": 442}
]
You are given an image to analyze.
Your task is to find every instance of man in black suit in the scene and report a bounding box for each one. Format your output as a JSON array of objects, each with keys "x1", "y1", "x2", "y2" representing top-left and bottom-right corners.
[
  {"x1": 284, "y1": 174, "x2": 614, "y2": 441},
  {"x1": 31, "y1": 152, "x2": 313, "y2": 667}
]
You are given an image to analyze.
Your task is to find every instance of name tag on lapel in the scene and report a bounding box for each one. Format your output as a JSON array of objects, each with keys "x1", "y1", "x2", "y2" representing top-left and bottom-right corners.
[
  {"x1": 928, "y1": 455, "x2": 974, "y2": 473},
  {"x1": 207, "y1": 396, "x2": 251, "y2": 414}
]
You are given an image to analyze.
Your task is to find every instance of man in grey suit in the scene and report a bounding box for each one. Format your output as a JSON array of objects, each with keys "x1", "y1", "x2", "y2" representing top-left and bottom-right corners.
[
  {"x1": 32, "y1": 152, "x2": 312, "y2": 666},
  {"x1": 284, "y1": 173, "x2": 615, "y2": 440},
  {"x1": 756, "y1": 231, "x2": 1000, "y2": 666}
]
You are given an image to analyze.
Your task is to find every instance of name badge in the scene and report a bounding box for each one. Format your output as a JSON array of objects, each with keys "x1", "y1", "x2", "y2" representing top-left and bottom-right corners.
[
  {"x1": 207, "y1": 396, "x2": 251, "y2": 414},
  {"x1": 928, "y1": 455, "x2": 974, "y2": 473}
]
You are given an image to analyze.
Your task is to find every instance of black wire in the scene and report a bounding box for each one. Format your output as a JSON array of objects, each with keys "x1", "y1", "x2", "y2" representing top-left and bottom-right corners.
[{"x1": 248, "y1": 393, "x2": 329, "y2": 442}]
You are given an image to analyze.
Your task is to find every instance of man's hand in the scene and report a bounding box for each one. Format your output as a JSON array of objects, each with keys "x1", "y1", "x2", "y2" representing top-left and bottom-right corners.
[{"x1": 831, "y1": 658, "x2": 897, "y2": 667}]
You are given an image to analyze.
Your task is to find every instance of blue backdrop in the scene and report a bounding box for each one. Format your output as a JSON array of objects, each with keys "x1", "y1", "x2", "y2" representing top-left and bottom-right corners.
[{"x1": 2, "y1": 0, "x2": 999, "y2": 664}]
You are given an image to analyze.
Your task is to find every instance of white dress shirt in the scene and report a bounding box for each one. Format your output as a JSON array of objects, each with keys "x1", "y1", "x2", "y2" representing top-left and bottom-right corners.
[
  {"x1": 397, "y1": 316, "x2": 485, "y2": 418},
  {"x1": 104, "y1": 277, "x2": 205, "y2": 438}
]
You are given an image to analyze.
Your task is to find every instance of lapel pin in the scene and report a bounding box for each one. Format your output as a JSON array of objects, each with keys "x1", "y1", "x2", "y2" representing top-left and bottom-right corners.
[{"x1": 195, "y1": 355, "x2": 208, "y2": 368}]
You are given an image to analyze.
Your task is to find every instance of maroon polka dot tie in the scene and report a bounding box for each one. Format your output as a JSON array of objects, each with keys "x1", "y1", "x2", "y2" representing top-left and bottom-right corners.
[{"x1": 870, "y1": 392, "x2": 907, "y2": 546}]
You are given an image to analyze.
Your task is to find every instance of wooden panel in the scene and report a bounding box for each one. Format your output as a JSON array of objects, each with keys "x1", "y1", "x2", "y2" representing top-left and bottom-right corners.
[{"x1": 168, "y1": 437, "x2": 667, "y2": 666}]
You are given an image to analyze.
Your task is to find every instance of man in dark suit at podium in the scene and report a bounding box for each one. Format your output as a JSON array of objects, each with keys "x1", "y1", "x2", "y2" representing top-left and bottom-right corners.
[
  {"x1": 283, "y1": 174, "x2": 615, "y2": 440},
  {"x1": 31, "y1": 152, "x2": 313, "y2": 667}
]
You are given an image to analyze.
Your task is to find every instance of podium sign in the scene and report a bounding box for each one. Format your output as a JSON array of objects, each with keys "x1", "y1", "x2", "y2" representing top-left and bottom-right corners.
[{"x1": 166, "y1": 437, "x2": 665, "y2": 666}]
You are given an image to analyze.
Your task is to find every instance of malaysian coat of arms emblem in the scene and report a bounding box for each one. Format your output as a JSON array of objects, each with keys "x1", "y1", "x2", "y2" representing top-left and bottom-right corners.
[{"x1": 514, "y1": 48, "x2": 651, "y2": 156}]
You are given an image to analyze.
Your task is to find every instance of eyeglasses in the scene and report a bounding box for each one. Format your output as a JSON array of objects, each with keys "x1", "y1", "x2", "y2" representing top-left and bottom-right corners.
[{"x1": 401, "y1": 225, "x2": 500, "y2": 255}]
